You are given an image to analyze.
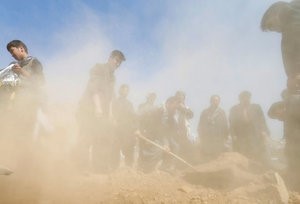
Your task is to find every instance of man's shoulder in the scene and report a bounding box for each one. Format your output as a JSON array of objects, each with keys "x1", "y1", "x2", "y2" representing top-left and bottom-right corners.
[
  {"x1": 92, "y1": 63, "x2": 107, "y2": 70},
  {"x1": 22, "y1": 56, "x2": 43, "y2": 71},
  {"x1": 201, "y1": 107, "x2": 210, "y2": 114},
  {"x1": 90, "y1": 63, "x2": 108, "y2": 75},
  {"x1": 217, "y1": 107, "x2": 226, "y2": 114},
  {"x1": 250, "y1": 103, "x2": 262, "y2": 110},
  {"x1": 31, "y1": 57, "x2": 42, "y2": 66},
  {"x1": 230, "y1": 104, "x2": 240, "y2": 112}
]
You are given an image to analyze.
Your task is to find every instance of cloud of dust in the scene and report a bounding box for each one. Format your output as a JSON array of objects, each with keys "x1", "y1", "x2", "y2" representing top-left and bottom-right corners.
[{"x1": 0, "y1": 1, "x2": 290, "y2": 203}]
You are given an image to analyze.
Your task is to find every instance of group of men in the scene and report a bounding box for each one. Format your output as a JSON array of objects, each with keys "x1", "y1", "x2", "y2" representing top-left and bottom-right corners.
[
  {"x1": 198, "y1": 91, "x2": 270, "y2": 164},
  {"x1": 1, "y1": 0, "x2": 300, "y2": 191},
  {"x1": 74, "y1": 51, "x2": 196, "y2": 173},
  {"x1": 73, "y1": 47, "x2": 271, "y2": 175}
]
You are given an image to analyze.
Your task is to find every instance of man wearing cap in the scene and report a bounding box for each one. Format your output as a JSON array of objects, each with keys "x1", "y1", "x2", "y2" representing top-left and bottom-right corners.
[{"x1": 76, "y1": 50, "x2": 125, "y2": 173}]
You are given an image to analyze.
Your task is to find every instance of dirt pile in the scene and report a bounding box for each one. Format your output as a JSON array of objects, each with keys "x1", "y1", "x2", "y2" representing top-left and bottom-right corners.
[
  {"x1": 0, "y1": 151, "x2": 298, "y2": 204},
  {"x1": 0, "y1": 105, "x2": 298, "y2": 204},
  {"x1": 183, "y1": 152, "x2": 292, "y2": 203}
]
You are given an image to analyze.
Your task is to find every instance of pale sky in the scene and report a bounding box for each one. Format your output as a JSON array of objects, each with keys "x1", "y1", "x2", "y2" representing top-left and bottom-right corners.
[{"x1": 0, "y1": 0, "x2": 288, "y2": 138}]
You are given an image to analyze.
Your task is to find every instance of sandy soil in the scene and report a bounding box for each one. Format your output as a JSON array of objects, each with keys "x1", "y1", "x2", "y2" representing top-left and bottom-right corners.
[
  {"x1": 0, "y1": 145, "x2": 298, "y2": 204},
  {"x1": 0, "y1": 105, "x2": 299, "y2": 204}
]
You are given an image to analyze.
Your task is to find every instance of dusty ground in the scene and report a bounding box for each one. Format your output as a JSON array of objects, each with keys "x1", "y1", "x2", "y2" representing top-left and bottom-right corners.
[
  {"x1": 0, "y1": 145, "x2": 299, "y2": 204},
  {"x1": 0, "y1": 105, "x2": 299, "y2": 204}
]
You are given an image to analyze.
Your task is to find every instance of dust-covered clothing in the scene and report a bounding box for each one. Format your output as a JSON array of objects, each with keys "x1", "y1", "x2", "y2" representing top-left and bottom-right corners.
[
  {"x1": 175, "y1": 106, "x2": 194, "y2": 165},
  {"x1": 198, "y1": 107, "x2": 229, "y2": 158},
  {"x1": 76, "y1": 63, "x2": 116, "y2": 173},
  {"x1": 263, "y1": 0, "x2": 300, "y2": 189},
  {"x1": 229, "y1": 103, "x2": 269, "y2": 161},
  {"x1": 79, "y1": 63, "x2": 115, "y2": 117},
  {"x1": 137, "y1": 107, "x2": 166, "y2": 173},
  {"x1": 284, "y1": 94, "x2": 300, "y2": 181},
  {"x1": 278, "y1": 1, "x2": 300, "y2": 182},
  {"x1": 112, "y1": 96, "x2": 137, "y2": 167},
  {"x1": 280, "y1": 1, "x2": 300, "y2": 81},
  {"x1": 158, "y1": 106, "x2": 181, "y2": 171},
  {"x1": 3, "y1": 56, "x2": 45, "y2": 141}
]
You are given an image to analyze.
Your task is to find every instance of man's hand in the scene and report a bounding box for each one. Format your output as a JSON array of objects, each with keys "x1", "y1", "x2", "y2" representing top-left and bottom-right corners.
[
  {"x1": 93, "y1": 94, "x2": 103, "y2": 118},
  {"x1": 12, "y1": 64, "x2": 30, "y2": 77}
]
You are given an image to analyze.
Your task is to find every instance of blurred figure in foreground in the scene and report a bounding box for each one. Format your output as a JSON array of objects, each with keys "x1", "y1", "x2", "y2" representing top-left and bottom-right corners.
[{"x1": 262, "y1": 0, "x2": 300, "y2": 189}]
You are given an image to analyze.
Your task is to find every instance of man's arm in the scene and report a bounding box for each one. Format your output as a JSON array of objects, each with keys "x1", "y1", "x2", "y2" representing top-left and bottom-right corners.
[{"x1": 93, "y1": 93, "x2": 103, "y2": 118}]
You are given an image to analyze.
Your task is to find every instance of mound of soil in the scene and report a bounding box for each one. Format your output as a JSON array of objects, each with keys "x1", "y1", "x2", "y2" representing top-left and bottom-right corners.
[{"x1": 0, "y1": 151, "x2": 295, "y2": 204}]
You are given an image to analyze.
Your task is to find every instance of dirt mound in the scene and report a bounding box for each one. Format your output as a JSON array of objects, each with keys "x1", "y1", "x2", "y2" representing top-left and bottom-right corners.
[
  {"x1": 0, "y1": 155, "x2": 292, "y2": 204},
  {"x1": 0, "y1": 107, "x2": 295, "y2": 204},
  {"x1": 183, "y1": 152, "x2": 264, "y2": 190}
]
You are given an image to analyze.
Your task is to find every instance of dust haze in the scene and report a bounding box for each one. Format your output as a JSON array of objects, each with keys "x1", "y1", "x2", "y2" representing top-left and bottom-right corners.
[{"x1": 0, "y1": 0, "x2": 294, "y2": 203}]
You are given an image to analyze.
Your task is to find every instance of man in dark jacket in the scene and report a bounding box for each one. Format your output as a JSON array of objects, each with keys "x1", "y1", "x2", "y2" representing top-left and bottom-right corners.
[
  {"x1": 229, "y1": 91, "x2": 269, "y2": 162},
  {"x1": 112, "y1": 84, "x2": 137, "y2": 167},
  {"x1": 5, "y1": 40, "x2": 45, "y2": 141},
  {"x1": 76, "y1": 50, "x2": 125, "y2": 173},
  {"x1": 198, "y1": 95, "x2": 229, "y2": 159}
]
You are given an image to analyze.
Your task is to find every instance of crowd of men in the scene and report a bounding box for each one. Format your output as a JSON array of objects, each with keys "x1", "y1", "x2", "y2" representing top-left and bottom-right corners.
[
  {"x1": 73, "y1": 48, "x2": 272, "y2": 175},
  {"x1": 1, "y1": 0, "x2": 300, "y2": 191}
]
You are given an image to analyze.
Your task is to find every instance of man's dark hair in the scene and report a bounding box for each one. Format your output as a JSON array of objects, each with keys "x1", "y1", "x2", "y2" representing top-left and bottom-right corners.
[
  {"x1": 7, "y1": 40, "x2": 28, "y2": 53},
  {"x1": 110, "y1": 50, "x2": 126, "y2": 61}
]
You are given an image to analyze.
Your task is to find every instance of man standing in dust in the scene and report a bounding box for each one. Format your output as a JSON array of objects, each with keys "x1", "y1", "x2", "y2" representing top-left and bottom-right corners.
[
  {"x1": 137, "y1": 92, "x2": 157, "y2": 116},
  {"x1": 76, "y1": 50, "x2": 125, "y2": 173},
  {"x1": 111, "y1": 84, "x2": 137, "y2": 167},
  {"x1": 5, "y1": 40, "x2": 45, "y2": 144},
  {"x1": 0, "y1": 40, "x2": 45, "y2": 173},
  {"x1": 198, "y1": 95, "x2": 229, "y2": 160},
  {"x1": 261, "y1": 0, "x2": 300, "y2": 189},
  {"x1": 174, "y1": 91, "x2": 194, "y2": 165},
  {"x1": 229, "y1": 91, "x2": 269, "y2": 163}
]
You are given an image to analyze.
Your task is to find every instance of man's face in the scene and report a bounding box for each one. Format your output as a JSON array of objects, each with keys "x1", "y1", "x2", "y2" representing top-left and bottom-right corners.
[
  {"x1": 176, "y1": 93, "x2": 185, "y2": 104},
  {"x1": 147, "y1": 94, "x2": 156, "y2": 104},
  {"x1": 8, "y1": 46, "x2": 27, "y2": 61},
  {"x1": 240, "y1": 96, "x2": 251, "y2": 106},
  {"x1": 210, "y1": 96, "x2": 220, "y2": 108},
  {"x1": 108, "y1": 56, "x2": 123, "y2": 71}
]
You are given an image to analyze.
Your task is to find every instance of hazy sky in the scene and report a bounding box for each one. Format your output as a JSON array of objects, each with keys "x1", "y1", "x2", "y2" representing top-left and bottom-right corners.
[{"x1": 0, "y1": 0, "x2": 287, "y2": 138}]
